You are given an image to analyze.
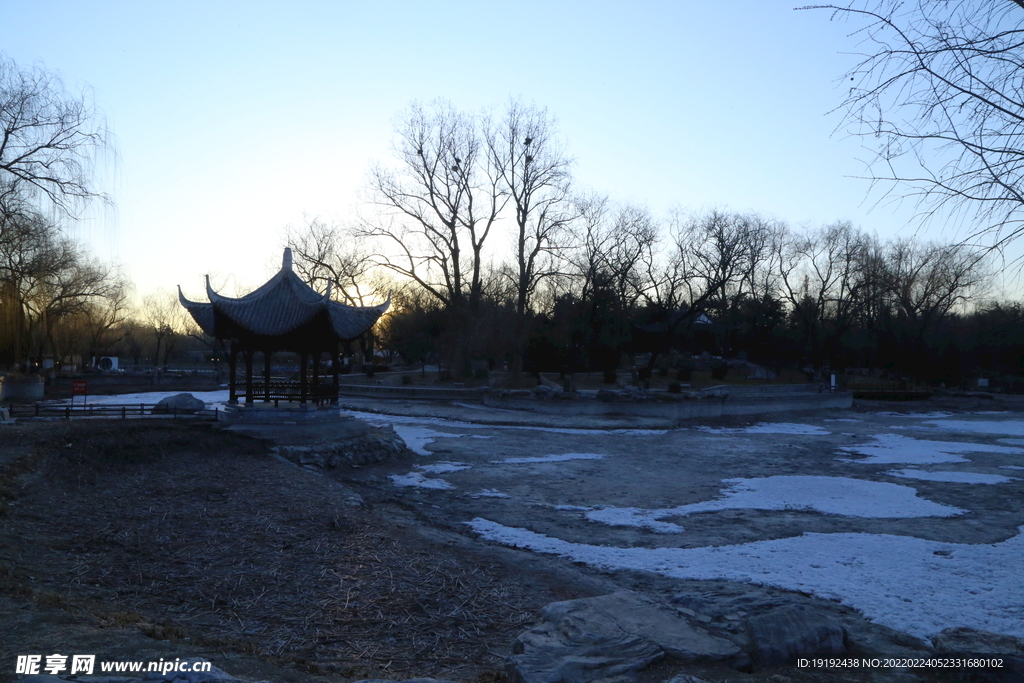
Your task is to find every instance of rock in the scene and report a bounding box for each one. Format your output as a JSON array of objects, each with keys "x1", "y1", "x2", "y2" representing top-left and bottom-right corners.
[
  {"x1": 663, "y1": 676, "x2": 711, "y2": 683},
  {"x1": 353, "y1": 680, "x2": 461, "y2": 683},
  {"x1": 597, "y1": 389, "x2": 617, "y2": 402},
  {"x1": 932, "y1": 627, "x2": 1024, "y2": 655},
  {"x1": 152, "y1": 393, "x2": 206, "y2": 414},
  {"x1": 932, "y1": 626, "x2": 1024, "y2": 679},
  {"x1": 509, "y1": 591, "x2": 743, "y2": 683},
  {"x1": 510, "y1": 620, "x2": 663, "y2": 683},
  {"x1": 745, "y1": 604, "x2": 846, "y2": 668},
  {"x1": 273, "y1": 427, "x2": 411, "y2": 470},
  {"x1": 0, "y1": 405, "x2": 10, "y2": 422},
  {"x1": 533, "y1": 385, "x2": 557, "y2": 398}
]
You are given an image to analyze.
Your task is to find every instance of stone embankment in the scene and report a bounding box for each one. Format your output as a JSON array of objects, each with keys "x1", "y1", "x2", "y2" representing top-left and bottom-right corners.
[
  {"x1": 335, "y1": 383, "x2": 852, "y2": 421},
  {"x1": 270, "y1": 426, "x2": 410, "y2": 469}
]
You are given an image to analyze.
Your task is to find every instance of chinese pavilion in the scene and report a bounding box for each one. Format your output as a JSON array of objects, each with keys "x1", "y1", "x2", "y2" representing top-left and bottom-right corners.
[{"x1": 178, "y1": 248, "x2": 388, "y2": 406}]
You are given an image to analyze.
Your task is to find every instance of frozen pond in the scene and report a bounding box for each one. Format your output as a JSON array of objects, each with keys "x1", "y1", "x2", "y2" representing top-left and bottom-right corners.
[
  {"x1": 48, "y1": 391, "x2": 1024, "y2": 644},
  {"x1": 345, "y1": 402, "x2": 1024, "y2": 643}
]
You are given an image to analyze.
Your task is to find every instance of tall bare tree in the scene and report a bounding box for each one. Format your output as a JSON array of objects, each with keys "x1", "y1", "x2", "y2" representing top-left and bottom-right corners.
[
  {"x1": 806, "y1": 1, "x2": 1024, "y2": 251},
  {"x1": 486, "y1": 100, "x2": 574, "y2": 319},
  {"x1": 777, "y1": 221, "x2": 873, "y2": 364},
  {"x1": 0, "y1": 56, "x2": 111, "y2": 216},
  {"x1": 363, "y1": 100, "x2": 506, "y2": 314}
]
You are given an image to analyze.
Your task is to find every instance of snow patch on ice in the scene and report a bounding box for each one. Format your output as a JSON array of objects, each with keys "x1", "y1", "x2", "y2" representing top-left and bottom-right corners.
[
  {"x1": 465, "y1": 519, "x2": 1024, "y2": 641},
  {"x1": 825, "y1": 418, "x2": 861, "y2": 422},
  {"x1": 471, "y1": 489, "x2": 510, "y2": 498},
  {"x1": 584, "y1": 476, "x2": 962, "y2": 531},
  {"x1": 418, "y1": 462, "x2": 472, "y2": 474},
  {"x1": 496, "y1": 452, "x2": 605, "y2": 464},
  {"x1": 587, "y1": 507, "x2": 686, "y2": 533},
  {"x1": 838, "y1": 433, "x2": 1023, "y2": 464},
  {"x1": 390, "y1": 426, "x2": 463, "y2": 456},
  {"x1": 1000, "y1": 465, "x2": 1024, "y2": 471},
  {"x1": 389, "y1": 472, "x2": 453, "y2": 489},
  {"x1": 554, "y1": 505, "x2": 593, "y2": 511},
  {"x1": 886, "y1": 469, "x2": 1020, "y2": 485}
]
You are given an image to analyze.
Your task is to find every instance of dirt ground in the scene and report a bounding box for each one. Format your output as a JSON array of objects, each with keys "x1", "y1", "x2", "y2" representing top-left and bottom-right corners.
[
  {"x1": 0, "y1": 421, "x2": 574, "y2": 683},
  {"x1": 2, "y1": 399, "x2": 1019, "y2": 683}
]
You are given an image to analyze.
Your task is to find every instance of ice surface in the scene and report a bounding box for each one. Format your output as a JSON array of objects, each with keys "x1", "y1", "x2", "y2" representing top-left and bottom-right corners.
[
  {"x1": 921, "y1": 420, "x2": 1024, "y2": 436},
  {"x1": 344, "y1": 410, "x2": 668, "y2": 435},
  {"x1": 886, "y1": 469, "x2": 1020, "y2": 485},
  {"x1": 698, "y1": 423, "x2": 830, "y2": 435},
  {"x1": 584, "y1": 476, "x2": 963, "y2": 532},
  {"x1": 871, "y1": 411, "x2": 954, "y2": 418},
  {"x1": 466, "y1": 519, "x2": 1024, "y2": 641},
  {"x1": 54, "y1": 389, "x2": 230, "y2": 406},
  {"x1": 838, "y1": 433, "x2": 1023, "y2": 464},
  {"x1": 496, "y1": 453, "x2": 606, "y2": 464}
]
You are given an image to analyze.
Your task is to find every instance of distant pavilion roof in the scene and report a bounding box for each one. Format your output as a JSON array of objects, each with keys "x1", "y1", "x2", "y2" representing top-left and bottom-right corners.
[{"x1": 178, "y1": 248, "x2": 388, "y2": 345}]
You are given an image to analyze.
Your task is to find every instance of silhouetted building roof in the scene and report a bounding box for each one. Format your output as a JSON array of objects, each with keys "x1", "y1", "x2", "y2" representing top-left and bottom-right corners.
[{"x1": 178, "y1": 248, "x2": 388, "y2": 346}]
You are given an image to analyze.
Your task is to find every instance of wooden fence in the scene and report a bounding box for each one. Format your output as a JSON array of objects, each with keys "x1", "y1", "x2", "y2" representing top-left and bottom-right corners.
[{"x1": 8, "y1": 403, "x2": 221, "y2": 420}]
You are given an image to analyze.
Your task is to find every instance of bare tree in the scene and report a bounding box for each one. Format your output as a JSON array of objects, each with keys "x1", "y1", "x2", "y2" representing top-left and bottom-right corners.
[
  {"x1": 636, "y1": 210, "x2": 765, "y2": 376},
  {"x1": 884, "y1": 238, "x2": 991, "y2": 338},
  {"x1": 805, "y1": 1, "x2": 1024, "y2": 250},
  {"x1": 485, "y1": 100, "x2": 574, "y2": 319},
  {"x1": 288, "y1": 217, "x2": 378, "y2": 306},
  {"x1": 776, "y1": 221, "x2": 873, "y2": 364},
  {"x1": 141, "y1": 288, "x2": 191, "y2": 371},
  {"x1": 0, "y1": 56, "x2": 111, "y2": 215},
  {"x1": 362, "y1": 100, "x2": 506, "y2": 314}
]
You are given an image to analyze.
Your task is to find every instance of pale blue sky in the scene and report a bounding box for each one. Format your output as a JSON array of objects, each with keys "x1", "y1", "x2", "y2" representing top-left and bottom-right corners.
[{"x1": 2, "y1": 1, "x2": 973, "y2": 299}]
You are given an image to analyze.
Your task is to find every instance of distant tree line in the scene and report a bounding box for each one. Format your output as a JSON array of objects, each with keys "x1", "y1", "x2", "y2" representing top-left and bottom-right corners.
[{"x1": 287, "y1": 99, "x2": 1015, "y2": 387}]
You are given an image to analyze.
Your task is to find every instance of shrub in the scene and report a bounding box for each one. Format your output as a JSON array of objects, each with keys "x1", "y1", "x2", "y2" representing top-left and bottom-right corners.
[
  {"x1": 603, "y1": 370, "x2": 617, "y2": 384},
  {"x1": 474, "y1": 368, "x2": 489, "y2": 380},
  {"x1": 711, "y1": 362, "x2": 728, "y2": 380},
  {"x1": 401, "y1": 374, "x2": 413, "y2": 385},
  {"x1": 676, "y1": 367, "x2": 692, "y2": 381},
  {"x1": 667, "y1": 382, "x2": 682, "y2": 393}
]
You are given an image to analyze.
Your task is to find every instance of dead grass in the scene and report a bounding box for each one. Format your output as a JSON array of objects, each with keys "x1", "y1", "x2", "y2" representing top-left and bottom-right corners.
[{"x1": 0, "y1": 421, "x2": 537, "y2": 680}]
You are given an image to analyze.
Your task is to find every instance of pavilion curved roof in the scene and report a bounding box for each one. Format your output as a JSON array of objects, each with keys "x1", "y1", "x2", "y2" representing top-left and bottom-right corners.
[{"x1": 178, "y1": 248, "x2": 388, "y2": 343}]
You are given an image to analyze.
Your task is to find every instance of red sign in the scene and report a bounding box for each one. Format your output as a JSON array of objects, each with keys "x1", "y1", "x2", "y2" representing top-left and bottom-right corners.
[{"x1": 72, "y1": 380, "x2": 88, "y2": 396}]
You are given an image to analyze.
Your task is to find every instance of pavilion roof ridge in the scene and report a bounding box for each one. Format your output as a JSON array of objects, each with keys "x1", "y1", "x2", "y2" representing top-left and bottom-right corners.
[{"x1": 178, "y1": 247, "x2": 388, "y2": 342}]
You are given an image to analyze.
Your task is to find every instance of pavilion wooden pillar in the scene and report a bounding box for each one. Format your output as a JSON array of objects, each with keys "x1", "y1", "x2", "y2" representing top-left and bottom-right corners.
[
  {"x1": 244, "y1": 349, "x2": 254, "y2": 404},
  {"x1": 312, "y1": 349, "x2": 321, "y2": 404},
  {"x1": 263, "y1": 350, "x2": 272, "y2": 402},
  {"x1": 331, "y1": 344, "x2": 340, "y2": 404},
  {"x1": 228, "y1": 342, "x2": 238, "y2": 404},
  {"x1": 299, "y1": 351, "x2": 308, "y2": 404}
]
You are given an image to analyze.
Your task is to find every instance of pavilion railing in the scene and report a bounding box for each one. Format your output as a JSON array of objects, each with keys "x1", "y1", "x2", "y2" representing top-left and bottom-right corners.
[{"x1": 230, "y1": 381, "x2": 339, "y2": 406}]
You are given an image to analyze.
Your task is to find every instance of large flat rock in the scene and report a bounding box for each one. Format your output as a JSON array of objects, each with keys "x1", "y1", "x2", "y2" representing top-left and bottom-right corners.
[{"x1": 509, "y1": 591, "x2": 743, "y2": 683}]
